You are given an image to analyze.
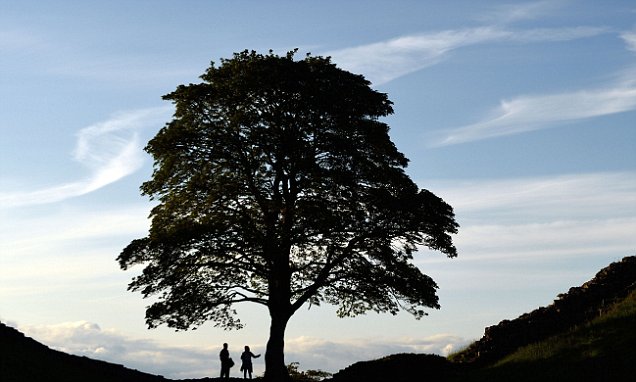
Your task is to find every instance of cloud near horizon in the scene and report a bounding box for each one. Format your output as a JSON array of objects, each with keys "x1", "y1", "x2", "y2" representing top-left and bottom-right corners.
[
  {"x1": 12, "y1": 321, "x2": 468, "y2": 379},
  {"x1": 284, "y1": 334, "x2": 468, "y2": 372},
  {"x1": 0, "y1": 106, "x2": 171, "y2": 209},
  {"x1": 14, "y1": 321, "x2": 214, "y2": 379}
]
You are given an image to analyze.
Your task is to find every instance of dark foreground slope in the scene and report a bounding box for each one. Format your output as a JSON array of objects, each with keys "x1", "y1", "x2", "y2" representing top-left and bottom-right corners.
[{"x1": 0, "y1": 322, "x2": 167, "y2": 382}]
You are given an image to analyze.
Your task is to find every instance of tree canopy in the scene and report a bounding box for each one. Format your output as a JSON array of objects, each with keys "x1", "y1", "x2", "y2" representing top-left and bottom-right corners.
[{"x1": 118, "y1": 49, "x2": 458, "y2": 380}]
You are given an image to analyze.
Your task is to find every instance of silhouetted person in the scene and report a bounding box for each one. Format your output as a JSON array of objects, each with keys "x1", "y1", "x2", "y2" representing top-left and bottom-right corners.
[
  {"x1": 240, "y1": 345, "x2": 261, "y2": 379},
  {"x1": 219, "y1": 343, "x2": 233, "y2": 379}
]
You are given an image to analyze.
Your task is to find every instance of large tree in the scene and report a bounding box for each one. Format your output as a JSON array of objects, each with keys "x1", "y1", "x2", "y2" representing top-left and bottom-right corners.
[{"x1": 118, "y1": 50, "x2": 458, "y2": 381}]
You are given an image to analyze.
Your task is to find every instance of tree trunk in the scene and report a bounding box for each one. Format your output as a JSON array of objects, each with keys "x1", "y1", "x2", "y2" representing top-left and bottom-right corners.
[
  {"x1": 264, "y1": 225, "x2": 293, "y2": 381},
  {"x1": 264, "y1": 310, "x2": 291, "y2": 381}
]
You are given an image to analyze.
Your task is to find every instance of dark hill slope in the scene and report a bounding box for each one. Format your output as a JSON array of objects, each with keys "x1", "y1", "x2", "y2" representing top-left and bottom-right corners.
[
  {"x1": 449, "y1": 288, "x2": 636, "y2": 382},
  {"x1": 451, "y1": 256, "x2": 636, "y2": 365},
  {"x1": 328, "y1": 353, "x2": 457, "y2": 382},
  {"x1": 330, "y1": 256, "x2": 636, "y2": 382},
  {"x1": 0, "y1": 322, "x2": 250, "y2": 382},
  {"x1": 0, "y1": 322, "x2": 167, "y2": 382}
]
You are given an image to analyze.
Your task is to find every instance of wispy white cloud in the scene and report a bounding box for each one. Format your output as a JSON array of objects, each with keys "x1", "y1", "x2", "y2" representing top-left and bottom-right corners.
[
  {"x1": 426, "y1": 172, "x2": 636, "y2": 221},
  {"x1": 476, "y1": 0, "x2": 567, "y2": 24},
  {"x1": 72, "y1": 107, "x2": 170, "y2": 192},
  {"x1": 421, "y1": 172, "x2": 636, "y2": 261},
  {"x1": 622, "y1": 31, "x2": 636, "y2": 53},
  {"x1": 0, "y1": 106, "x2": 171, "y2": 208},
  {"x1": 0, "y1": 204, "x2": 151, "y2": 258},
  {"x1": 328, "y1": 27, "x2": 506, "y2": 85},
  {"x1": 328, "y1": 26, "x2": 607, "y2": 85},
  {"x1": 431, "y1": 76, "x2": 636, "y2": 146},
  {"x1": 450, "y1": 218, "x2": 636, "y2": 262}
]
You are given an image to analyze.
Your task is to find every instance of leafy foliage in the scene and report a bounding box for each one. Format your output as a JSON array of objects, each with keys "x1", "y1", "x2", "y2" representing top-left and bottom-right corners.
[
  {"x1": 118, "y1": 49, "x2": 458, "y2": 379},
  {"x1": 287, "y1": 362, "x2": 332, "y2": 381}
]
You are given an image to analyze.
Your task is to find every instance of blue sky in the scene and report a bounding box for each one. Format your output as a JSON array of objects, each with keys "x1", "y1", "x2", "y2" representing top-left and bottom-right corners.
[{"x1": 1, "y1": 0, "x2": 635, "y2": 378}]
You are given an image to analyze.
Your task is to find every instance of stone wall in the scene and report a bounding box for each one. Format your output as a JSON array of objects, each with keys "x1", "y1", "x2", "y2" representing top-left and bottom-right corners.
[{"x1": 453, "y1": 256, "x2": 636, "y2": 365}]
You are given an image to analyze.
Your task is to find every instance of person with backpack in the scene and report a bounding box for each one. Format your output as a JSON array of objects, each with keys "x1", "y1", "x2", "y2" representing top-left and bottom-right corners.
[{"x1": 219, "y1": 343, "x2": 234, "y2": 378}]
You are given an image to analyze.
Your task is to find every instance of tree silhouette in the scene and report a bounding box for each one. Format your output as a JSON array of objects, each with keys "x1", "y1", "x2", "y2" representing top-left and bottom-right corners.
[{"x1": 118, "y1": 50, "x2": 458, "y2": 381}]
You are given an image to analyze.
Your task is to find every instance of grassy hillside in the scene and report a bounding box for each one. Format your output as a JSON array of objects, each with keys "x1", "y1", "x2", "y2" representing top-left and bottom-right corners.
[
  {"x1": 450, "y1": 289, "x2": 636, "y2": 381},
  {"x1": 449, "y1": 256, "x2": 636, "y2": 365}
]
